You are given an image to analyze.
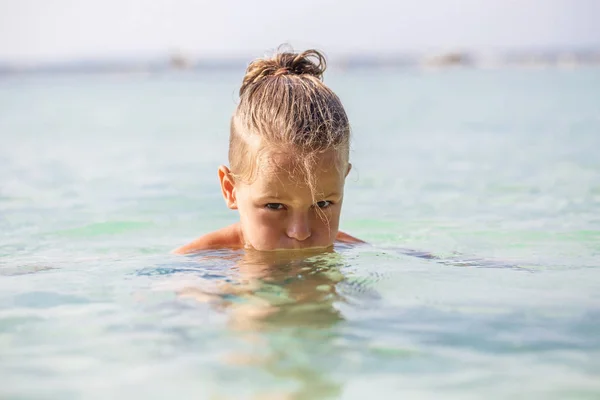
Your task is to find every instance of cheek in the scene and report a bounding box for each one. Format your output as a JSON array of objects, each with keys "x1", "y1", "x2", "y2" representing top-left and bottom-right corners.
[
  {"x1": 239, "y1": 208, "x2": 284, "y2": 246},
  {"x1": 244, "y1": 208, "x2": 279, "y2": 228},
  {"x1": 311, "y1": 208, "x2": 341, "y2": 241}
]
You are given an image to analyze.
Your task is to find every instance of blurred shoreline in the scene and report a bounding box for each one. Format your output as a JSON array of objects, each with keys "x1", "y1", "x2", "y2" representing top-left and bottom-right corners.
[{"x1": 1, "y1": 49, "x2": 600, "y2": 75}]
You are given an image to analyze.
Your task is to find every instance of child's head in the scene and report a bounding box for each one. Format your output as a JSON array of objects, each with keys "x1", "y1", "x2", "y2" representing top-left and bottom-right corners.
[{"x1": 218, "y1": 48, "x2": 351, "y2": 251}]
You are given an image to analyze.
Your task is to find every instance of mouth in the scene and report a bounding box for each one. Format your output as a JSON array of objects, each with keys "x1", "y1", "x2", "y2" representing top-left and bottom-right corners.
[{"x1": 244, "y1": 243, "x2": 333, "y2": 254}]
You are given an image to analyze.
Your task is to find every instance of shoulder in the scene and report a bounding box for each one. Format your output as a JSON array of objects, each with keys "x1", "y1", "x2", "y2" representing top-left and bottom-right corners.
[
  {"x1": 335, "y1": 230, "x2": 365, "y2": 244},
  {"x1": 171, "y1": 223, "x2": 243, "y2": 254}
]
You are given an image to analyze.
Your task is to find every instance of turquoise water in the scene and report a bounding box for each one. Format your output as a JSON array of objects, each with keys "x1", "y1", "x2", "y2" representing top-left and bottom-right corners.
[{"x1": 1, "y1": 68, "x2": 599, "y2": 399}]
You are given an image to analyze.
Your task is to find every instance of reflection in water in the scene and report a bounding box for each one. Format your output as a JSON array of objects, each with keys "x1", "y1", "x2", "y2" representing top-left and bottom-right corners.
[{"x1": 179, "y1": 248, "x2": 349, "y2": 399}]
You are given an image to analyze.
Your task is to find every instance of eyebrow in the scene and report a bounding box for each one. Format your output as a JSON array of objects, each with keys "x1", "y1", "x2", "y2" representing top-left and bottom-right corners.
[
  {"x1": 256, "y1": 193, "x2": 288, "y2": 201},
  {"x1": 257, "y1": 192, "x2": 342, "y2": 202}
]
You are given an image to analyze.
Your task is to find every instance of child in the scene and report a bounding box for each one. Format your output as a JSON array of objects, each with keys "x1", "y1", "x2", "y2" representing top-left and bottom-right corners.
[{"x1": 174, "y1": 48, "x2": 363, "y2": 254}]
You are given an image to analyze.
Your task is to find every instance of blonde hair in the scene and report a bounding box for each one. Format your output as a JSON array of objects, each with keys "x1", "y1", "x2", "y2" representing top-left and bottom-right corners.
[{"x1": 228, "y1": 47, "x2": 350, "y2": 188}]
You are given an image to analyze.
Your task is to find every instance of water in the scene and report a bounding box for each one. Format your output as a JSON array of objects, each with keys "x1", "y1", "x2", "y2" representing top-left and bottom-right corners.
[{"x1": 1, "y1": 68, "x2": 599, "y2": 399}]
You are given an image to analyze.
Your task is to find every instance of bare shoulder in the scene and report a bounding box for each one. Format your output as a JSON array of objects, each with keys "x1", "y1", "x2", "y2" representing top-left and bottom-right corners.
[
  {"x1": 336, "y1": 230, "x2": 366, "y2": 244},
  {"x1": 171, "y1": 223, "x2": 243, "y2": 254}
]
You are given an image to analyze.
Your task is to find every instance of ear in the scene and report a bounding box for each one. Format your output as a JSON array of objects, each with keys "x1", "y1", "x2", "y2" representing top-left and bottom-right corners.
[
  {"x1": 345, "y1": 163, "x2": 352, "y2": 178},
  {"x1": 218, "y1": 165, "x2": 237, "y2": 210}
]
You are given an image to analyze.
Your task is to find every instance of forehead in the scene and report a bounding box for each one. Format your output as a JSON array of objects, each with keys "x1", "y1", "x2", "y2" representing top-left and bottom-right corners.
[{"x1": 248, "y1": 149, "x2": 345, "y2": 196}]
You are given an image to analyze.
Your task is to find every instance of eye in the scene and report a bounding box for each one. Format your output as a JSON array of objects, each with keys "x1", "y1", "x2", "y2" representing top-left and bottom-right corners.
[
  {"x1": 315, "y1": 200, "x2": 332, "y2": 209},
  {"x1": 265, "y1": 203, "x2": 285, "y2": 211}
]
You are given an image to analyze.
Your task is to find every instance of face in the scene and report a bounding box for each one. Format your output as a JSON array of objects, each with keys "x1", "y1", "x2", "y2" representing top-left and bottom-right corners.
[{"x1": 220, "y1": 149, "x2": 350, "y2": 251}]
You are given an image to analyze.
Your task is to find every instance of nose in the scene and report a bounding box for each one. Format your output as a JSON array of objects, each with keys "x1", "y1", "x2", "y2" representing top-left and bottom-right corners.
[{"x1": 286, "y1": 212, "x2": 311, "y2": 242}]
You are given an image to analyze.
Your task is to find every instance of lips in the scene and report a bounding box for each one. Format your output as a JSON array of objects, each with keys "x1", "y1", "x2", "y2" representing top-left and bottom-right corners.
[
  {"x1": 248, "y1": 240, "x2": 332, "y2": 252},
  {"x1": 274, "y1": 240, "x2": 332, "y2": 251}
]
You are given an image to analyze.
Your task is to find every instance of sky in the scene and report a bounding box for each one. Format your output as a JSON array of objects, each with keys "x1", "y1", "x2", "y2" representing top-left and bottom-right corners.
[{"x1": 1, "y1": 0, "x2": 599, "y2": 62}]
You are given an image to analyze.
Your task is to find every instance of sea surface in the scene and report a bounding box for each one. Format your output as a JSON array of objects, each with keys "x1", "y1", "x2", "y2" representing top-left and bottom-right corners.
[{"x1": 1, "y1": 67, "x2": 599, "y2": 399}]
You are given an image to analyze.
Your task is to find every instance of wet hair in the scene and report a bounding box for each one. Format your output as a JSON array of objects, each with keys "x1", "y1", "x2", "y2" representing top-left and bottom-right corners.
[{"x1": 228, "y1": 47, "x2": 351, "y2": 189}]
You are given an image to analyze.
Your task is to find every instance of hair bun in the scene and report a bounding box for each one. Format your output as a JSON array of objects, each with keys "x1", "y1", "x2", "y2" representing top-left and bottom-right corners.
[{"x1": 240, "y1": 48, "x2": 327, "y2": 95}]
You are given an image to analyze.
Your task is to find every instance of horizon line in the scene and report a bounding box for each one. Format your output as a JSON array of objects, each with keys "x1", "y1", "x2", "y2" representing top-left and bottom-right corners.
[{"x1": 2, "y1": 44, "x2": 600, "y2": 66}]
